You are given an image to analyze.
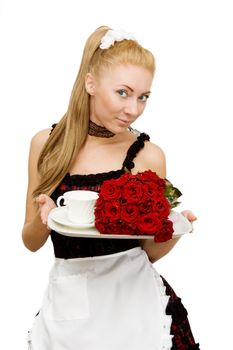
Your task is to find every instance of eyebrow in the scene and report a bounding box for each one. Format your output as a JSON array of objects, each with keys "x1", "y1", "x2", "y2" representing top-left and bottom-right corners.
[{"x1": 121, "y1": 84, "x2": 151, "y2": 95}]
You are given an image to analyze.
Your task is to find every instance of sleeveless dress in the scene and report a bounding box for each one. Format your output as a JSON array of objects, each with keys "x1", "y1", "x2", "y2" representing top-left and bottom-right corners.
[{"x1": 27, "y1": 128, "x2": 200, "y2": 350}]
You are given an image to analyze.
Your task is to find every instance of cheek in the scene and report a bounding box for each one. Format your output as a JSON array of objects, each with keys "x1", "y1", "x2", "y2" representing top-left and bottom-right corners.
[
  {"x1": 97, "y1": 93, "x2": 122, "y2": 114},
  {"x1": 138, "y1": 103, "x2": 147, "y2": 116}
]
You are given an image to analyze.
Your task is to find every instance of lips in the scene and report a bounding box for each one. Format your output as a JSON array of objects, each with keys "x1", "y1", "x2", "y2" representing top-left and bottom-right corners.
[{"x1": 117, "y1": 118, "x2": 131, "y2": 125}]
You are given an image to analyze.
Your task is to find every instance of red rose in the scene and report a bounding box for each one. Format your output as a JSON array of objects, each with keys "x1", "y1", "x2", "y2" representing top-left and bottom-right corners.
[
  {"x1": 153, "y1": 198, "x2": 170, "y2": 218},
  {"x1": 122, "y1": 180, "x2": 144, "y2": 203},
  {"x1": 136, "y1": 213, "x2": 162, "y2": 235},
  {"x1": 117, "y1": 172, "x2": 131, "y2": 186},
  {"x1": 120, "y1": 222, "x2": 136, "y2": 235},
  {"x1": 140, "y1": 170, "x2": 164, "y2": 183},
  {"x1": 138, "y1": 172, "x2": 165, "y2": 199},
  {"x1": 105, "y1": 220, "x2": 136, "y2": 235},
  {"x1": 94, "y1": 207, "x2": 104, "y2": 221},
  {"x1": 138, "y1": 200, "x2": 154, "y2": 214},
  {"x1": 121, "y1": 203, "x2": 139, "y2": 223},
  {"x1": 100, "y1": 180, "x2": 121, "y2": 200},
  {"x1": 143, "y1": 182, "x2": 162, "y2": 199},
  {"x1": 95, "y1": 196, "x2": 104, "y2": 210},
  {"x1": 95, "y1": 220, "x2": 108, "y2": 234},
  {"x1": 107, "y1": 221, "x2": 123, "y2": 235},
  {"x1": 154, "y1": 219, "x2": 174, "y2": 242},
  {"x1": 138, "y1": 170, "x2": 157, "y2": 181},
  {"x1": 104, "y1": 201, "x2": 121, "y2": 220}
]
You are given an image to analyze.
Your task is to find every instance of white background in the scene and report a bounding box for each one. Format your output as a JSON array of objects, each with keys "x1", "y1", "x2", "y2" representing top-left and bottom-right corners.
[{"x1": 0, "y1": 0, "x2": 232, "y2": 349}]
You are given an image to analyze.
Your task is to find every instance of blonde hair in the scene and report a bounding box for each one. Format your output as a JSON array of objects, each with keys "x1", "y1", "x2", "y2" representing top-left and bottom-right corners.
[{"x1": 33, "y1": 26, "x2": 156, "y2": 197}]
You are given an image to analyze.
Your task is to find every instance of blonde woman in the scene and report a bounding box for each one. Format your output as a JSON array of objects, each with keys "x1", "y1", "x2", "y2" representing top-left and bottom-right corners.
[{"x1": 23, "y1": 26, "x2": 200, "y2": 350}]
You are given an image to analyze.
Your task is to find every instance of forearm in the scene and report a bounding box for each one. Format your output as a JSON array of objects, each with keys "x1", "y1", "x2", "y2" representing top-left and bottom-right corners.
[
  {"x1": 22, "y1": 211, "x2": 51, "y2": 252},
  {"x1": 141, "y1": 236, "x2": 181, "y2": 263}
]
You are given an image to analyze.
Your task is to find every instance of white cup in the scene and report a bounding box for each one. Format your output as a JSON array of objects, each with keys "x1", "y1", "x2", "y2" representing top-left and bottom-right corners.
[{"x1": 56, "y1": 190, "x2": 99, "y2": 224}]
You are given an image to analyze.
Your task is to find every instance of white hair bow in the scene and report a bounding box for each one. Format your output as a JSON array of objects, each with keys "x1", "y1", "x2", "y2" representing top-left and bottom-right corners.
[{"x1": 100, "y1": 29, "x2": 136, "y2": 49}]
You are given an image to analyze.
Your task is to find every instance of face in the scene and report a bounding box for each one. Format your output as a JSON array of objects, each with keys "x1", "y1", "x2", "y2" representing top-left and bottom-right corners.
[{"x1": 85, "y1": 65, "x2": 153, "y2": 134}]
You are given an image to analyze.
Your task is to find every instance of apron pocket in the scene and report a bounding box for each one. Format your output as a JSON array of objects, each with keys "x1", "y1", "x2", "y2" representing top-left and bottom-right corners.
[{"x1": 47, "y1": 274, "x2": 89, "y2": 320}]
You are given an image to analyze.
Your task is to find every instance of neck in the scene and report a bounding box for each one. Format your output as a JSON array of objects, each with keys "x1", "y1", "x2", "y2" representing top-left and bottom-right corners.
[{"x1": 88, "y1": 120, "x2": 115, "y2": 138}]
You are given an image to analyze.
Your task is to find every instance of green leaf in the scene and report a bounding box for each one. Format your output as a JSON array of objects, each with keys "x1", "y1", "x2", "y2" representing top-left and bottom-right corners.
[{"x1": 164, "y1": 178, "x2": 182, "y2": 208}]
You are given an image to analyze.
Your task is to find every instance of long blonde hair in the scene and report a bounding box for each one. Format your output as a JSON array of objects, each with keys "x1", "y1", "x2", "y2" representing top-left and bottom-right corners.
[{"x1": 33, "y1": 26, "x2": 156, "y2": 197}]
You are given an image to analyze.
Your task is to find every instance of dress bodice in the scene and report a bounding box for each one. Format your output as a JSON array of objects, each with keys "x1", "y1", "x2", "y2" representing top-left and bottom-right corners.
[{"x1": 50, "y1": 128, "x2": 150, "y2": 258}]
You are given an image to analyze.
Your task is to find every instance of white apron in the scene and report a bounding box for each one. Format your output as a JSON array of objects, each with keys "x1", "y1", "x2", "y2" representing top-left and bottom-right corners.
[{"x1": 27, "y1": 247, "x2": 173, "y2": 350}]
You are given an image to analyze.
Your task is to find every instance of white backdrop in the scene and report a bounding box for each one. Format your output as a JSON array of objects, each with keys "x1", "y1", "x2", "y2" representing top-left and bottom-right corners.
[{"x1": 0, "y1": 0, "x2": 232, "y2": 349}]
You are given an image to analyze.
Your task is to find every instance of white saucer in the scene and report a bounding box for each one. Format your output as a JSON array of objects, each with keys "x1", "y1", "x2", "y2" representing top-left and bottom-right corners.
[
  {"x1": 50, "y1": 207, "x2": 95, "y2": 228},
  {"x1": 48, "y1": 208, "x2": 192, "y2": 239}
]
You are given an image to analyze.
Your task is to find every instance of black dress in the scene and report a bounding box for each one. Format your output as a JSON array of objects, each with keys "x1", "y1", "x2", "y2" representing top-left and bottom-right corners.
[{"x1": 47, "y1": 128, "x2": 200, "y2": 349}]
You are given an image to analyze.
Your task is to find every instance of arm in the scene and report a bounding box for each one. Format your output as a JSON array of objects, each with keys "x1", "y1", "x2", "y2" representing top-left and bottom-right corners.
[
  {"x1": 140, "y1": 237, "x2": 181, "y2": 263},
  {"x1": 141, "y1": 210, "x2": 197, "y2": 262},
  {"x1": 22, "y1": 129, "x2": 56, "y2": 252},
  {"x1": 133, "y1": 141, "x2": 197, "y2": 262}
]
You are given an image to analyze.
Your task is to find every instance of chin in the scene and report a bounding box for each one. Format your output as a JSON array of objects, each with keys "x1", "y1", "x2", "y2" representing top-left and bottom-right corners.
[{"x1": 113, "y1": 126, "x2": 129, "y2": 134}]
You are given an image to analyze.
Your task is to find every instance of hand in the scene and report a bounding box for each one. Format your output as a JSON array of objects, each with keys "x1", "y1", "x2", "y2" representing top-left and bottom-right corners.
[
  {"x1": 181, "y1": 210, "x2": 197, "y2": 232},
  {"x1": 36, "y1": 194, "x2": 56, "y2": 225}
]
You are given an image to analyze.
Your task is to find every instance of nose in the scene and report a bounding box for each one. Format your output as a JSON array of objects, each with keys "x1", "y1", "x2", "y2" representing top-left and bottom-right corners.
[{"x1": 124, "y1": 98, "x2": 140, "y2": 117}]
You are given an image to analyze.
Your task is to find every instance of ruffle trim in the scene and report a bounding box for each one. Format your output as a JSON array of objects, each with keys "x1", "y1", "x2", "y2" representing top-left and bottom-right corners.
[
  {"x1": 65, "y1": 169, "x2": 125, "y2": 186},
  {"x1": 152, "y1": 268, "x2": 173, "y2": 350},
  {"x1": 123, "y1": 132, "x2": 150, "y2": 171}
]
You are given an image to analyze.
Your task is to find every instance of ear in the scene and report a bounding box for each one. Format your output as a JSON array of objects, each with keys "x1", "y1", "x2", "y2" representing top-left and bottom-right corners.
[{"x1": 85, "y1": 73, "x2": 96, "y2": 95}]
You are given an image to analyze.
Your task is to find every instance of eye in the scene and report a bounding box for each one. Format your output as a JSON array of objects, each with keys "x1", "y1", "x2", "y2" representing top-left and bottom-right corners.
[
  {"x1": 138, "y1": 95, "x2": 149, "y2": 102},
  {"x1": 117, "y1": 89, "x2": 128, "y2": 97}
]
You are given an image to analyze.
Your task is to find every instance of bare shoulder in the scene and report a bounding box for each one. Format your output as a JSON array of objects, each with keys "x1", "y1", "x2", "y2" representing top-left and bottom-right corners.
[
  {"x1": 143, "y1": 141, "x2": 166, "y2": 164},
  {"x1": 133, "y1": 140, "x2": 166, "y2": 178},
  {"x1": 24, "y1": 128, "x2": 52, "y2": 223},
  {"x1": 30, "y1": 128, "x2": 51, "y2": 150},
  {"x1": 28, "y1": 128, "x2": 51, "y2": 169}
]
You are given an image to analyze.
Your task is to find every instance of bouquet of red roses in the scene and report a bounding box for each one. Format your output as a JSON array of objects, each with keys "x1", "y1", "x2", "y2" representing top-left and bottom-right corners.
[{"x1": 94, "y1": 170, "x2": 182, "y2": 242}]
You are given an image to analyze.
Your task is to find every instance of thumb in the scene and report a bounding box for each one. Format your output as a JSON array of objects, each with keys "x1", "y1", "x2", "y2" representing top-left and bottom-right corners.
[{"x1": 36, "y1": 194, "x2": 47, "y2": 204}]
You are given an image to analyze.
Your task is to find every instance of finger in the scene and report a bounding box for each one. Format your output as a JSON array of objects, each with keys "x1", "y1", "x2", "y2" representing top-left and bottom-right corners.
[
  {"x1": 182, "y1": 210, "x2": 197, "y2": 222},
  {"x1": 40, "y1": 215, "x2": 47, "y2": 225},
  {"x1": 188, "y1": 213, "x2": 197, "y2": 222},
  {"x1": 41, "y1": 213, "x2": 48, "y2": 225},
  {"x1": 42, "y1": 205, "x2": 54, "y2": 224},
  {"x1": 40, "y1": 208, "x2": 49, "y2": 224},
  {"x1": 47, "y1": 201, "x2": 56, "y2": 210}
]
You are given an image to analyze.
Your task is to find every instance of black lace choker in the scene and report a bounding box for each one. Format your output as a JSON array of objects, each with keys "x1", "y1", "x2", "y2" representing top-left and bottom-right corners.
[{"x1": 88, "y1": 120, "x2": 115, "y2": 138}]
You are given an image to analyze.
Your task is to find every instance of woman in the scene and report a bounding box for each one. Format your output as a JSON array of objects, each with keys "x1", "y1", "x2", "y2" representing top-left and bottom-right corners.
[{"x1": 23, "y1": 26, "x2": 200, "y2": 349}]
